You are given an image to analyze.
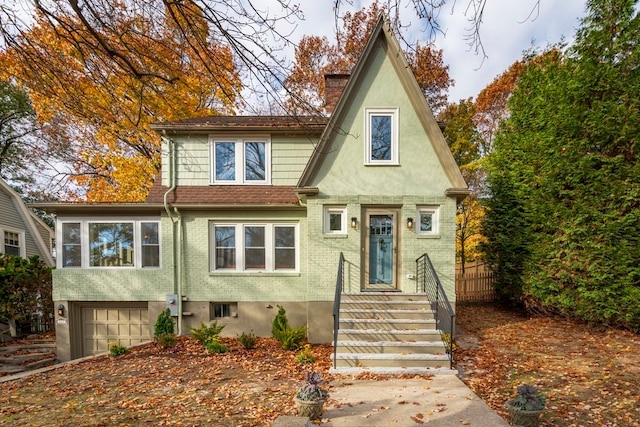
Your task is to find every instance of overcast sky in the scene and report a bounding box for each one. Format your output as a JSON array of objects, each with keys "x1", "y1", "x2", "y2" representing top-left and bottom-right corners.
[{"x1": 284, "y1": 0, "x2": 588, "y2": 103}]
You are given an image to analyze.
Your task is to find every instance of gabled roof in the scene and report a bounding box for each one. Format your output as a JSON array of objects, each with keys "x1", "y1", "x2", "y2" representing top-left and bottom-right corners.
[
  {"x1": 297, "y1": 14, "x2": 469, "y2": 199},
  {"x1": 0, "y1": 178, "x2": 55, "y2": 266}
]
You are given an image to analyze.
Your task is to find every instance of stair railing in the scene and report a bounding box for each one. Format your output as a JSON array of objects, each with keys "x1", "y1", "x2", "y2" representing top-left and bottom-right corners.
[
  {"x1": 416, "y1": 253, "x2": 456, "y2": 369},
  {"x1": 332, "y1": 252, "x2": 345, "y2": 368}
]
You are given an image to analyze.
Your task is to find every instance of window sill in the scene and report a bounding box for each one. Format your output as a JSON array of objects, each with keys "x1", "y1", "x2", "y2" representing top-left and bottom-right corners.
[
  {"x1": 417, "y1": 234, "x2": 441, "y2": 239},
  {"x1": 209, "y1": 271, "x2": 301, "y2": 277},
  {"x1": 323, "y1": 234, "x2": 348, "y2": 239}
]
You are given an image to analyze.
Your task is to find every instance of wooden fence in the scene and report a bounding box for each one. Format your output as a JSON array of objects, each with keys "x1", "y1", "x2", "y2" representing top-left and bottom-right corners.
[{"x1": 455, "y1": 260, "x2": 496, "y2": 302}]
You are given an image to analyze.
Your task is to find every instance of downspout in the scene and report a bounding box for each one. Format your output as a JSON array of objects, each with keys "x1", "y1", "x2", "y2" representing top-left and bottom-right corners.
[{"x1": 161, "y1": 133, "x2": 183, "y2": 335}]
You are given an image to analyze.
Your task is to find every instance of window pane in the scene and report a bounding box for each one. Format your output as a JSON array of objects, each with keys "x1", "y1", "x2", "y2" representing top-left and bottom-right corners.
[
  {"x1": 215, "y1": 226, "x2": 235, "y2": 269},
  {"x1": 275, "y1": 226, "x2": 295, "y2": 248},
  {"x1": 370, "y1": 115, "x2": 392, "y2": 161},
  {"x1": 245, "y1": 226, "x2": 265, "y2": 268},
  {"x1": 215, "y1": 142, "x2": 236, "y2": 181},
  {"x1": 141, "y1": 222, "x2": 159, "y2": 244},
  {"x1": 62, "y1": 223, "x2": 81, "y2": 267},
  {"x1": 420, "y1": 213, "x2": 433, "y2": 232},
  {"x1": 245, "y1": 142, "x2": 266, "y2": 181},
  {"x1": 329, "y1": 213, "x2": 342, "y2": 232},
  {"x1": 89, "y1": 223, "x2": 134, "y2": 267},
  {"x1": 4, "y1": 231, "x2": 20, "y2": 255},
  {"x1": 142, "y1": 246, "x2": 160, "y2": 267},
  {"x1": 275, "y1": 226, "x2": 295, "y2": 269},
  {"x1": 141, "y1": 222, "x2": 160, "y2": 267}
]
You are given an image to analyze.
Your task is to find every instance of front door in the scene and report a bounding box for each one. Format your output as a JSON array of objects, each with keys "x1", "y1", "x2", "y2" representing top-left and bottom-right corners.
[{"x1": 363, "y1": 209, "x2": 399, "y2": 290}]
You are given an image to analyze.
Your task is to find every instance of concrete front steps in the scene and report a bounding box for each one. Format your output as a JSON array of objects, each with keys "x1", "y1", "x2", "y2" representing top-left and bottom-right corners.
[{"x1": 331, "y1": 293, "x2": 452, "y2": 374}]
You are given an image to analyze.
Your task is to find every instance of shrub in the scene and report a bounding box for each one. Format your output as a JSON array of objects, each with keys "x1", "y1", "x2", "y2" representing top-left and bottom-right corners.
[
  {"x1": 154, "y1": 308, "x2": 174, "y2": 339},
  {"x1": 237, "y1": 330, "x2": 257, "y2": 349},
  {"x1": 271, "y1": 306, "x2": 307, "y2": 350},
  {"x1": 156, "y1": 333, "x2": 177, "y2": 348},
  {"x1": 205, "y1": 337, "x2": 229, "y2": 353},
  {"x1": 109, "y1": 343, "x2": 128, "y2": 357},
  {"x1": 189, "y1": 321, "x2": 225, "y2": 344},
  {"x1": 296, "y1": 344, "x2": 315, "y2": 364},
  {"x1": 271, "y1": 305, "x2": 289, "y2": 338},
  {"x1": 278, "y1": 325, "x2": 307, "y2": 350}
]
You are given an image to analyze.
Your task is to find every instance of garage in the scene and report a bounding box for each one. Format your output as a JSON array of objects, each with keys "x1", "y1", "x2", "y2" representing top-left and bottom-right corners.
[{"x1": 82, "y1": 306, "x2": 151, "y2": 356}]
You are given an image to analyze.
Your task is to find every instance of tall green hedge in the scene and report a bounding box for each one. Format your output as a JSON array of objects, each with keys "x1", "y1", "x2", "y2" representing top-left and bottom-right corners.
[{"x1": 483, "y1": 0, "x2": 640, "y2": 331}]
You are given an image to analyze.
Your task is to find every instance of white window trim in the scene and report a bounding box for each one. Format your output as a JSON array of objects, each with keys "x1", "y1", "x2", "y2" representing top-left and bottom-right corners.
[
  {"x1": 209, "y1": 136, "x2": 271, "y2": 185},
  {"x1": 57, "y1": 218, "x2": 161, "y2": 269},
  {"x1": 364, "y1": 107, "x2": 399, "y2": 165},
  {"x1": 323, "y1": 206, "x2": 347, "y2": 235},
  {"x1": 1, "y1": 227, "x2": 26, "y2": 258},
  {"x1": 210, "y1": 222, "x2": 299, "y2": 273},
  {"x1": 417, "y1": 206, "x2": 440, "y2": 235}
]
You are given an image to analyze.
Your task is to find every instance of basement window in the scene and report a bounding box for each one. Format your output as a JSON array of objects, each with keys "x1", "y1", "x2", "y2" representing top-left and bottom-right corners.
[{"x1": 211, "y1": 302, "x2": 237, "y2": 319}]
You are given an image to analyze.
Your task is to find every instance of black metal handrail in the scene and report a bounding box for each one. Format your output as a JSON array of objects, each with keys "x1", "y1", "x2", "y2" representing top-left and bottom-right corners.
[
  {"x1": 416, "y1": 253, "x2": 456, "y2": 369},
  {"x1": 332, "y1": 252, "x2": 345, "y2": 368}
]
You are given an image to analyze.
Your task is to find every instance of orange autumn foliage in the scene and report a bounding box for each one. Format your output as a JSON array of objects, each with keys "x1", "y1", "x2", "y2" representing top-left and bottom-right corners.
[
  {"x1": 0, "y1": 1, "x2": 241, "y2": 201},
  {"x1": 285, "y1": 1, "x2": 452, "y2": 114}
]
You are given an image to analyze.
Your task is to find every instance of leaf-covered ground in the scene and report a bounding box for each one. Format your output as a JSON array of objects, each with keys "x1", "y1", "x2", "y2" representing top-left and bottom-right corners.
[
  {"x1": 0, "y1": 338, "x2": 333, "y2": 426},
  {"x1": 455, "y1": 304, "x2": 640, "y2": 426},
  {"x1": 3, "y1": 306, "x2": 640, "y2": 426}
]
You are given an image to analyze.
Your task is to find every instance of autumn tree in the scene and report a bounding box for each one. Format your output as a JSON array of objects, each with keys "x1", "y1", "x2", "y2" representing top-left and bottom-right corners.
[
  {"x1": 483, "y1": 0, "x2": 640, "y2": 330},
  {"x1": 285, "y1": 1, "x2": 453, "y2": 114},
  {"x1": 438, "y1": 98, "x2": 485, "y2": 271},
  {"x1": 0, "y1": 1, "x2": 243, "y2": 201}
]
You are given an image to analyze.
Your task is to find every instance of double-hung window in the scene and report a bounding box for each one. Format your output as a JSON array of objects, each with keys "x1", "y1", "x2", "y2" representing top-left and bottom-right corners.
[
  {"x1": 2, "y1": 229, "x2": 24, "y2": 257},
  {"x1": 58, "y1": 219, "x2": 161, "y2": 268},
  {"x1": 211, "y1": 223, "x2": 298, "y2": 272},
  {"x1": 211, "y1": 137, "x2": 270, "y2": 184},
  {"x1": 365, "y1": 108, "x2": 399, "y2": 165}
]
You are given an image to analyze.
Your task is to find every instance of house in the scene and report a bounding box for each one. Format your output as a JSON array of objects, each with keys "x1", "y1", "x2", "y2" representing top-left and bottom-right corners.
[
  {"x1": 0, "y1": 178, "x2": 54, "y2": 266},
  {"x1": 35, "y1": 15, "x2": 468, "y2": 365}
]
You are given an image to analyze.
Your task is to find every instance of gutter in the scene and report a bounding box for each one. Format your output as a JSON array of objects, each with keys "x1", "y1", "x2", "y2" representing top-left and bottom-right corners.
[{"x1": 161, "y1": 134, "x2": 183, "y2": 336}]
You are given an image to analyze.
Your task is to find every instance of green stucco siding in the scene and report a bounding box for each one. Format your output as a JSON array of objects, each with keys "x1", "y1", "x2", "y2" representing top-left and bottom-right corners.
[
  {"x1": 177, "y1": 209, "x2": 309, "y2": 302},
  {"x1": 309, "y1": 41, "x2": 451, "y2": 196},
  {"x1": 304, "y1": 196, "x2": 457, "y2": 303}
]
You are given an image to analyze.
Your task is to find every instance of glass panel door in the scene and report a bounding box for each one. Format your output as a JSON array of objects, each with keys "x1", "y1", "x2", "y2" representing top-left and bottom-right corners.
[{"x1": 364, "y1": 210, "x2": 398, "y2": 289}]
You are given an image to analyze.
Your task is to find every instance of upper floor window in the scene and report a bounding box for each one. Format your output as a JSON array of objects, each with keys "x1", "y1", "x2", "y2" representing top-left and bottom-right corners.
[
  {"x1": 365, "y1": 108, "x2": 399, "y2": 165},
  {"x1": 2, "y1": 229, "x2": 24, "y2": 257},
  {"x1": 417, "y1": 206, "x2": 439, "y2": 235},
  {"x1": 211, "y1": 222, "x2": 298, "y2": 272},
  {"x1": 210, "y1": 137, "x2": 270, "y2": 184},
  {"x1": 59, "y1": 219, "x2": 160, "y2": 268}
]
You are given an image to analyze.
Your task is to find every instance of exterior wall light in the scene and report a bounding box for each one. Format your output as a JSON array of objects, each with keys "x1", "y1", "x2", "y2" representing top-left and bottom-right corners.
[
  {"x1": 57, "y1": 304, "x2": 65, "y2": 317},
  {"x1": 407, "y1": 217, "x2": 414, "y2": 229},
  {"x1": 351, "y1": 217, "x2": 358, "y2": 229}
]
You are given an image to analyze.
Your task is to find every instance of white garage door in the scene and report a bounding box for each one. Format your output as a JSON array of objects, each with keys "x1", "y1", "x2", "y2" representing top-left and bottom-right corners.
[{"x1": 82, "y1": 307, "x2": 151, "y2": 356}]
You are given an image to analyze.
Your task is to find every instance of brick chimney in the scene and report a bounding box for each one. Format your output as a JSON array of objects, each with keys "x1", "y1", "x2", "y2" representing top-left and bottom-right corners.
[{"x1": 324, "y1": 74, "x2": 350, "y2": 114}]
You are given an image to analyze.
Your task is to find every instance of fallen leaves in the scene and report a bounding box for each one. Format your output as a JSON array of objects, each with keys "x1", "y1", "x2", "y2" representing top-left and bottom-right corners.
[
  {"x1": 456, "y1": 304, "x2": 640, "y2": 426},
  {"x1": 0, "y1": 337, "x2": 333, "y2": 426}
]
